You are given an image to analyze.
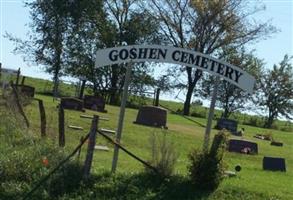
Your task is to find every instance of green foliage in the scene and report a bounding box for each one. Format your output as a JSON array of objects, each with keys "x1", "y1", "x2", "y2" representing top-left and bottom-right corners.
[
  {"x1": 188, "y1": 131, "x2": 228, "y2": 191},
  {"x1": 47, "y1": 162, "x2": 83, "y2": 198},
  {"x1": 0, "y1": 102, "x2": 77, "y2": 199},
  {"x1": 255, "y1": 55, "x2": 293, "y2": 128},
  {"x1": 198, "y1": 48, "x2": 264, "y2": 118},
  {"x1": 146, "y1": 129, "x2": 178, "y2": 178},
  {"x1": 1, "y1": 89, "x2": 293, "y2": 199}
]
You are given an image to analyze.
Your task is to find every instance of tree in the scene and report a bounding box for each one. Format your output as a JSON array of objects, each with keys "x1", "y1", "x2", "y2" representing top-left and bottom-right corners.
[
  {"x1": 8, "y1": 0, "x2": 73, "y2": 98},
  {"x1": 198, "y1": 47, "x2": 263, "y2": 118},
  {"x1": 146, "y1": 0, "x2": 275, "y2": 115},
  {"x1": 65, "y1": 0, "x2": 160, "y2": 104},
  {"x1": 255, "y1": 55, "x2": 293, "y2": 128}
]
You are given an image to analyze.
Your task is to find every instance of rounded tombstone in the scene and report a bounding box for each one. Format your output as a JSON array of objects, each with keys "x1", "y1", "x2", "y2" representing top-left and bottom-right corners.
[{"x1": 134, "y1": 105, "x2": 167, "y2": 128}]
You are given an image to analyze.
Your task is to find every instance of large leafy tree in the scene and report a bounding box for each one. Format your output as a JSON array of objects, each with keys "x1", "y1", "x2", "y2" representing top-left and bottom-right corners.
[
  {"x1": 255, "y1": 55, "x2": 293, "y2": 128},
  {"x1": 8, "y1": 0, "x2": 75, "y2": 97},
  {"x1": 146, "y1": 0, "x2": 275, "y2": 115},
  {"x1": 198, "y1": 47, "x2": 263, "y2": 118},
  {"x1": 65, "y1": 0, "x2": 160, "y2": 104}
]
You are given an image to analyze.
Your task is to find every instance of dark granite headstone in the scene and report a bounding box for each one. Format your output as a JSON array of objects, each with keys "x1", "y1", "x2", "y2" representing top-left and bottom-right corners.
[
  {"x1": 263, "y1": 157, "x2": 286, "y2": 172},
  {"x1": 134, "y1": 105, "x2": 167, "y2": 128},
  {"x1": 19, "y1": 85, "x2": 35, "y2": 97},
  {"x1": 12, "y1": 84, "x2": 35, "y2": 97},
  {"x1": 61, "y1": 97, "x2": 83, "y2": 111},
  {"x1": 83, "y1": 95, "x2": 106, "y2": 112},
  {"x1": 228, "y1": 139, "x2": 258, "y2": 154},
  {"x1": 216, "y1": 118, "x2": 238, "y2": 135}
]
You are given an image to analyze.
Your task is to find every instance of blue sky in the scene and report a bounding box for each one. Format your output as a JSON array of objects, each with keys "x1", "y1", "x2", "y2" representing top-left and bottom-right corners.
[{"x1": 0, "y1": 0, "x2": 292, "y2": 80}]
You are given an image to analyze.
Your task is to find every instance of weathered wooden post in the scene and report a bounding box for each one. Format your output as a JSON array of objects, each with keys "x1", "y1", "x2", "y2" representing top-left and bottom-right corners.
[
  {"x1": 10, "y1": 81, "x2": 30, "y2": 127},
  {"x1": 58, "y1": 104, "x2": 65, "y2": 147},
  {"x1": 21, "y1": 76, "x2": 26, "y2": 85},
  {"x1": 154, "y1": 88, "x2": 160, "y2": 107},
  {"x1": 16, "y1": 68, "x2": 20, "y2": 85},
  {"x1": 77, "y1": 136, "x2": 84, "y2": 161},
  {"x1": 36, "y1": 99, "x2": 46, "y2": 137},
  {"x1": 83, "y1": 115, "x2": 99, "y2": 180}
]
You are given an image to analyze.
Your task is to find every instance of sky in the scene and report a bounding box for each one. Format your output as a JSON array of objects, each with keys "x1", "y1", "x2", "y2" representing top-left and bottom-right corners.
[{"x1": 0, "y1": 0, "x2": 292, "y2": 83}]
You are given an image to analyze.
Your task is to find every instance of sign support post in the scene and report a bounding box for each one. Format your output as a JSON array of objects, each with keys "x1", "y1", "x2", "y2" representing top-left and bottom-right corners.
[
  {"x1": 203, "y1": 77, "x2": 220, "y2": 153},
  {"x1": 111, "y1": 63, "x2": 132, "y2": 173}
]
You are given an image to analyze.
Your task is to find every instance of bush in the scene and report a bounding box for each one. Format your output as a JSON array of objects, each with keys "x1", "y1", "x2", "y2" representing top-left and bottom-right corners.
[
  {"x1": 146, "y1": 129, "x2": 178, "y2": 178},
  {"x1": 188, "y1": 131, "x2": 228, "y2": 191},
  {"x1": 47, "y1": 162, "x2": 83, "y2": 197}
]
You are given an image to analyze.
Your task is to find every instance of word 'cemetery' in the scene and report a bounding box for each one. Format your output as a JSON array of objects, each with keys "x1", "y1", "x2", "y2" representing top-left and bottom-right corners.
[{"x1": 96, "y1": 45, "x2": 255, "y2": 93}]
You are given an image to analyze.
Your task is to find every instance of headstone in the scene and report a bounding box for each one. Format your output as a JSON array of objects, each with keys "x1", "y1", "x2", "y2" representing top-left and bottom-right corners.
[
  {"x1": 224, "y1": 170, "x2": 236, "y2": 177},
  {"x1": 254, "y1": 134, "x2": 272, "y2": 141},
  {"x1": 19, "y1": 85, "x2": 35, "y2": 97},
  {"x1": 94, "y1": 145, "x2": 110, "y2": 151},
  {"x1": 228, "y1": 139, "x2": 258, "y2": 154},
  {"x1": 216, "y1": 118, "x2": 238, "y2": 135},
  {"x1": 263, "y1": 157, "x2": 286, "y2": 172},
  {"x1": 61, "y1": 97, "x2": 84, "y2": 111},
  {"x1": 134, "y1": 105, "x2": 167, "y2": 128},
  {"x1": 100, "y1": 128, "x2": 115, "y2": 135},
  {"x1": 68, "y1": 125, "x2": 83, "y2": 130},
  {"x1": 83, "y1": 95, "x2": 107, "y2": 112},
  {"x1": 270, "y1": 141, "x2": 283, "y2": 147}
]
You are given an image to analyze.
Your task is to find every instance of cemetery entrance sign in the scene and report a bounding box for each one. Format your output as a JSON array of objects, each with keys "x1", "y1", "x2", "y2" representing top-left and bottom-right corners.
[
  {"x1": 95, "y1": 45, "x2": 255, "y2": 93},
  {"x1": 95, "y1": 45, "x2": 255, "y2": 173}
]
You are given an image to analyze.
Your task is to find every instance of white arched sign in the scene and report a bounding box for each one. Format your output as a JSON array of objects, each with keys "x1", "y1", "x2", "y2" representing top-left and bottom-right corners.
[
  {"x1": 95, "y1": 45, "x2": 255, "y2": 173},
  {"x1": 95, "y1": 45, "x2": 255, "y2": 93}
]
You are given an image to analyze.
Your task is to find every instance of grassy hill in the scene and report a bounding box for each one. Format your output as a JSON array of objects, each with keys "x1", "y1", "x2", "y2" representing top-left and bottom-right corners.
[{"x1": 0, "y1": 77, "x2": 293, "y2": 199}]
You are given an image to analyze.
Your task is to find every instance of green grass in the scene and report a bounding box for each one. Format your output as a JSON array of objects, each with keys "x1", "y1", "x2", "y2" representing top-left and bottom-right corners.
[
  {"x1": 11, "y1": 92, "x2": 291, "y2": 199},
  {"x1": 1, "y1": 77, "x2": 293, "y2": 199}
]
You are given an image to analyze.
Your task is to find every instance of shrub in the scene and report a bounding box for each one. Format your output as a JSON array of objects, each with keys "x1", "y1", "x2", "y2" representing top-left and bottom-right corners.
[
  {"x1": 145, "y1": 129, "x2": 178, "y2": 178},
  {"x1": 47, "y1": 162, "x2": 83, "y2": 197},
  {"x1": 188, "y1": 131, "x2": 228, "y2": 191}
]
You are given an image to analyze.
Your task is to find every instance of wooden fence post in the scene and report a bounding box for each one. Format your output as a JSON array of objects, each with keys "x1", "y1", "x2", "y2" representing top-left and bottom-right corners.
[
  {"x1": 83, "y1": 115, "x2": 99, "y2": 180},
  {"x1": 10, "y1": 81, "x2": 30, "y2": 127},
  {"x1": 21, "y1": 76, "x2": 26, "y2": 85},
  {"x1": 16, "y1": 68, "x2": 20, "y2": 85},
  {"x1": 35, "y1": 98, "x2": 46, "y2": 137},
  {"x1": 58, "y1": 105, "x2": 65, "y2": 147}
]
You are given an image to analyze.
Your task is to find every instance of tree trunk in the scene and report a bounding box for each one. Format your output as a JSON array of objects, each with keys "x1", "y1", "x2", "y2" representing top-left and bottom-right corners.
[
  {"x1": 183, "y1": 69, "x2": 202, "y2": 115},
  {"x1": 183, "y1": 86, "x2": 193, "y2": 115},
  {"x1": 53, "y1": 75, "x2": 59, "y2": 98},
  {"x1": 265, "y1": 115, "x2": 274, "y2": 129}
]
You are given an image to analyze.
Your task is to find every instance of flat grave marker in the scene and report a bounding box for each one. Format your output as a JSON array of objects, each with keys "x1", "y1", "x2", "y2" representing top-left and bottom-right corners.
[
  {"x1": 228, "y1": 139, "x2": 258, "y2": 154},
  {"x1": 263, "y1": 156, "x2": 286, "y2": 172}
]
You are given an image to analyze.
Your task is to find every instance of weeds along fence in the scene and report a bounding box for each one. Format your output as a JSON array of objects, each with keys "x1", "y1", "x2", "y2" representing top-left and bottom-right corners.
[{"x1": 21, "y1": 112, "x2": 158, "y2": 199}]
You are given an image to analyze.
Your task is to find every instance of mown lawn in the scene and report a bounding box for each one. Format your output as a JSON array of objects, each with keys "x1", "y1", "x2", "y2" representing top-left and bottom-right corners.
[{"x1": 14, "y1": 93, "x2": 293, "y2": 199}]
